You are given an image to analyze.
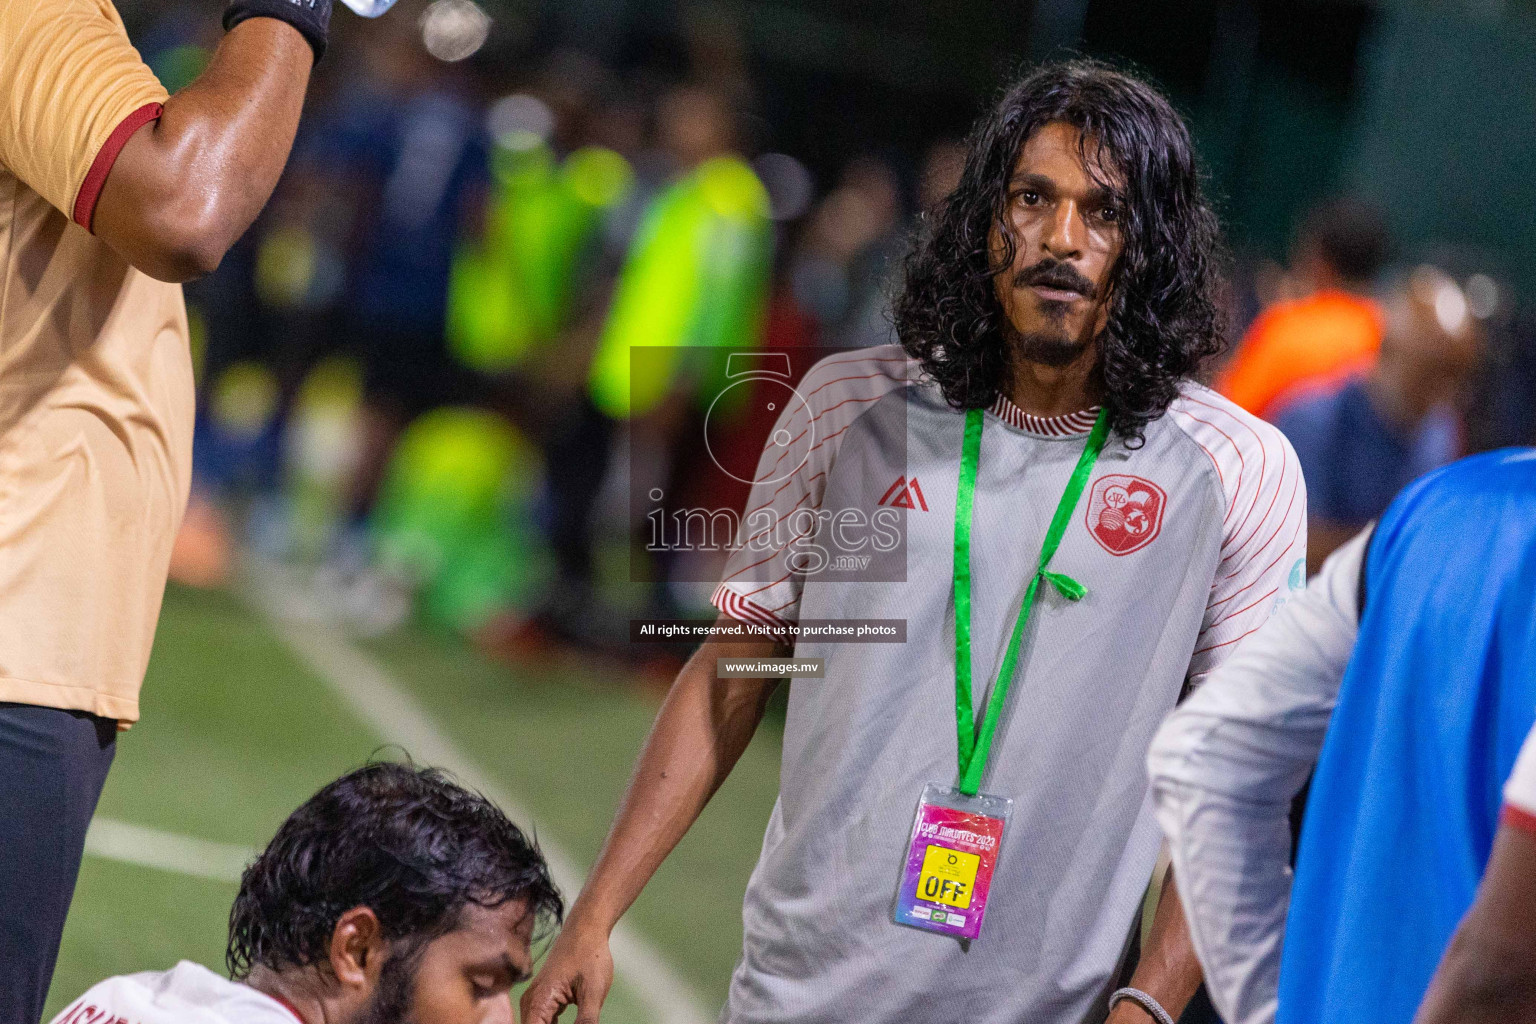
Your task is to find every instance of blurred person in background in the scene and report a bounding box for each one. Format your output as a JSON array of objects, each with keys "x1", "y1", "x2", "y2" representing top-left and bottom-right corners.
[
  {"x1": 323, "y1": 12, "x2": 489, "y2": 527},
  {"x1": 918, "y1": 137, "x2": 967, "y2": 216},
  {"x1": 1148, "y1": 446, "x2": 1536, "y2": 1024},
  {"x1": 1273, "y1": 266, "x2": 1480, "y2": 570},
  {"x1": 528, "y1": 81, "x2": 754, "y2": 647},
  {"x1": 0, "y1": 0, "x2": 349, "y2": 1008},
  {"x1": 788, "y1": 155, "x2": 906, "y2": 349},
  {"x1": 1218, "y1": 198, "x2": 1392, "y2": 421},
  {"x1": 522, "y1": 60, "x2": 1305, "y2": 1024},
  {"x1": 49, "y1": 763, "x2": 563, "y2": 1024}
]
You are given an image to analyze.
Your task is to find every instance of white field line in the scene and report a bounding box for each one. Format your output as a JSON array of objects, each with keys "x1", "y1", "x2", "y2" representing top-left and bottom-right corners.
[
  {"x1": 85, "y1": 817, "x2": 254, "y2": 884},
  {"x1": 240, "y1": 558, "x2": 713, "y2": 1024}
]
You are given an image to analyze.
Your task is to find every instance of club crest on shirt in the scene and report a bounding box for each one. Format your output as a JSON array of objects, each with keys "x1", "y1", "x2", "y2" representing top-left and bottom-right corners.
[{"x1": 1085, "y1": 474, "x2": 1166, "y2": 555}]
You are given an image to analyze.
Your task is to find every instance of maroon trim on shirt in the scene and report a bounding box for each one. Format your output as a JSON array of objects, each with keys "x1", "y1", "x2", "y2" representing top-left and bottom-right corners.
[
  {"x1": 1499, "y1": 804, "x2": 1536, "y2": 835},
  {"x1": 1501, "y1": 803, "x2": 1536, "y2": 837},
  {"x1": 988, "y1": 395, "x2": 1100, "y2": 437},
  {"x1": 266, "y1": 992, "x2": 307, "y2": 1024},
  {"x1": 72, "y1": 101, "x2": 163, "y2": 232},
  {"x1": 712, "y1": 582, "x2": 794, "y2": 630}
]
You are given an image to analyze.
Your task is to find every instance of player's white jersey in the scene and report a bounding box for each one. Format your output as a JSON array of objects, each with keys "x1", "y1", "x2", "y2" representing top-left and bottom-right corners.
[
  {"x1": 711, "y1": 344, "x2": 1306, "y2": 1024},
  {"x1": 50, "y1": 962, "x2": 299, "y2": 1024}
]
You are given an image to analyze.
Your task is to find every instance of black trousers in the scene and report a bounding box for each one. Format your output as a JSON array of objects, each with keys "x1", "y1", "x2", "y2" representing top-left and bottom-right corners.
[{"x1": 0, "y1": 703, "x2": 116, "y2": 1024}]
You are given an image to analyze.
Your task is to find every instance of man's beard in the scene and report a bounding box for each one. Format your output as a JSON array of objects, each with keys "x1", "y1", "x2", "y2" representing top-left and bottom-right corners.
[
  {"x1": 1009, "y1": 324, "x2": 1095, "y2": 369},
  {"x1": 354, "y1": 951, "x2": 419, "y2": 1024},
  {"x1": 1006, "y1": 257, "x2": 1100, "y2": 368}
]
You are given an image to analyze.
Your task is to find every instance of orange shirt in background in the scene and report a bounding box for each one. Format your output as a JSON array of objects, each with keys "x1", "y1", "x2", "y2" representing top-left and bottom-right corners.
[
  {"x1": 1217, "y1": 290, "x2": 1383, "y2": 421},
  {"x1": 0, "y1": 0, "x2": 193, "y2": 724}
]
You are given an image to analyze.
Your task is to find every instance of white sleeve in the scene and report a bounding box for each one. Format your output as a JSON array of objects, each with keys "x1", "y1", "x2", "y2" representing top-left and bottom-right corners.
[
  {"x1": 1168, "y1": 392, "x2": 1309, "y2": 687},
  {"x1": 712, "y1": 347, "x2": 911, "y2": 625},
  {"x1": 49, "y1": 963, "x2": 299, "y2": 1024},
  {"x1": 1147, "y1": 526, "x2": 1370, "y2": 1024}
]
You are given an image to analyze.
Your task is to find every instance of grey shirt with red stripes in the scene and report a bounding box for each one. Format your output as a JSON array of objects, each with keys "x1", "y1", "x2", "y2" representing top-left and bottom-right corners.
[{"x1": 711, "y1": 344, "x2": 1305, "y2": 1024}]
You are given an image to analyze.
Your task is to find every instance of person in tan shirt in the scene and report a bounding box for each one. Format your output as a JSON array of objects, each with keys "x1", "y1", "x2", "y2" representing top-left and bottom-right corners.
[{"x1": 0, "y1": 0, "x2": 335, "y2": 1012}]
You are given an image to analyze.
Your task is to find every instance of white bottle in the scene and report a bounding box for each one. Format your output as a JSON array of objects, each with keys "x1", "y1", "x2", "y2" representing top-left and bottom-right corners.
[{"x1": 338, "y1": 0, "x2": 398, "y2": 18}]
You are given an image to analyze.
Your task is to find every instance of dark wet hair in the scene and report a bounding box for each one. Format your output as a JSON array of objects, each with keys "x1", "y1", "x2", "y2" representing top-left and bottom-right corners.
[
  {"x1": 894, "y1": 59, "x2": 1227, "y2": 441},
  {"x1": 227, "y1": 762, "x2": 562, "y2": 978}
]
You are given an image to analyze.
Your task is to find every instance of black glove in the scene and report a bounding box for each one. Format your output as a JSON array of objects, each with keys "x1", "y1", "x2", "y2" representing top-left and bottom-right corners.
[{"x1": 223, "y1": 0, "x2": 332, "y2": 63}]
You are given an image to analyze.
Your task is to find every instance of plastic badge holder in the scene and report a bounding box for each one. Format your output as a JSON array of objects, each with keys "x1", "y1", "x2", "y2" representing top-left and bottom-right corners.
[{"x1": 893, "y1": 783, "x2": 1012, "y2": 941}]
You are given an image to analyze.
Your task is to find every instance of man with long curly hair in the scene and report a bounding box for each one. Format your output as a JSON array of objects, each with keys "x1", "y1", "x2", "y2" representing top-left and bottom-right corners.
[{"x1": 524, "y1": 60, "x2": 1306, "y2": 1024}]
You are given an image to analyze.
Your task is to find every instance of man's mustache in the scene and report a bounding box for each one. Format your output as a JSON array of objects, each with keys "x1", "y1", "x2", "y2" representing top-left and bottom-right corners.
[{"x1": 1012, "y1": 260, "x2": 1097, "y2": 300}]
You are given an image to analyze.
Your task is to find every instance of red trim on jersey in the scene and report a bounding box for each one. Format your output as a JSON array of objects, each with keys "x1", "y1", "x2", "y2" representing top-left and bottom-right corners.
[
  {"x1": 1502, "y1": 803, "x2": 1536, "y2": 837},
  {"x1": 736, "y1": 500, "x2": 810, "y2": 566},
  {"x1": 1206, "y1": 587, "x2": 1278, "y2": 630},
  {"x1": 739, "y1": 480, "x2": 821, "y2": 551},
  {"x1": 1191, "y1": 621, "x2": 1267, "y2": 657},
  {"x1": 1209, "y1": 512, "x2": 1304, "y2": 609},
  {"x1": 753, "y1": 426, "x2": 812, "y2": 484},
  {"x1": 73, "y1": 102, "x2": 163, "y2": 232},
  {"x1": 1220, "y1": 469, "x2": 1302, "y2": 583},
  {"x1": 750, "y1": 413, "x2": 867, "y2": 509},
  {"x1": 267, "y1": 992, "x2": 308, "y2": 1024},
  {"x1": 803, "y1": 369, "x2": 905, "y2": 402},
  {"x1": 751, "y1": 390, "x2": 887, "y2": 487},
  {"x1": 1172, "y1": 407, "x2": 1246, "y2": 527},
  {"x1": 799, "y1": 353, "x2": 913, "y2": 385},
  {"x1": 1201, "y1": 406, "x2": 1273, "y2": 554},
  {"x1": 988, "y1": 396, "x2": 1100, "y2": 437},
  {"x1": 713, "y1": 584, "x2": 795, "y2": 629}
]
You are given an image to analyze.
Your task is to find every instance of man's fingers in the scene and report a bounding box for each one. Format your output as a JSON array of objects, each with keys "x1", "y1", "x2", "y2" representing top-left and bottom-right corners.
[
  {"x1": 572, "y1": 974, "x2": 611, "y2": 1024},
  {"x1": 519, "y1": 979, "x2": 571, "y2": 1024}
]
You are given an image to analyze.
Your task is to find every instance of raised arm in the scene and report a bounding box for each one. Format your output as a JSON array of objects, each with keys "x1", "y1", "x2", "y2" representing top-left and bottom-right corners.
[
  {"x1": 520, "y1": 618, "x2": 783, "y2": 1024},
  {"x1": 1147, "y1": 526, "x2": 1370, "y2": 1024},
  {"x1": 93, "y1": 17, "x2": 312, "y2": 282}
]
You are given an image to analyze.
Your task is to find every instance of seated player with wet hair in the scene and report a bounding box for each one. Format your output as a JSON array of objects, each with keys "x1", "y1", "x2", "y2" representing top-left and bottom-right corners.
[{"x1": 50, "y1": 763, "x2": 563, "y2": 1024}]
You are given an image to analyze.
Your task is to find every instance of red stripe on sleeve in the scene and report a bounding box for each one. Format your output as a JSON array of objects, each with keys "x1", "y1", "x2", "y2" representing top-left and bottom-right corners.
[
  {"x1": 1501, "y1": 803, "x2": 1536, "y2": 837},
  {"x1": 73, "y1": 102, "x2": 163, "y2": 232},
  {"x1": 712, "y1": 584, "x2": 795, "y2": 629}
]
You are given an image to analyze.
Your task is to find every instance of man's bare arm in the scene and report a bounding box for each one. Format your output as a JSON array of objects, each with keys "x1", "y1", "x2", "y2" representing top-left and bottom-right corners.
[
  {"x1": 1416, "y1": 824, "x2": 1536, "y2": 1024},
  {"x1": 1109, "y1": 870, "x2": 1204, "y2": 1024},
  {"x1": 94, "y1": 17, "x2": 312, "y2": 282},
  {"x1": 520, "y1": 617, "x2": 782, "y2": 1024}
]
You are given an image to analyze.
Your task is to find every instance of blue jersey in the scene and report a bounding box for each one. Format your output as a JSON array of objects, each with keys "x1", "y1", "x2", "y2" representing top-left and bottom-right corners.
[
  {"x1": 1278, "y1": 448, "x2": 1536, "y2": 1023},
  {"x1": 1273, "y1": 376, "x2": 1459, "y2": 528}
]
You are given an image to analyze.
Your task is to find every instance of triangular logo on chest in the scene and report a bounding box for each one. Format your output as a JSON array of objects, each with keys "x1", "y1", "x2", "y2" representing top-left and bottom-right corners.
[{"x1": 878, "y1": 475, "x2": 930, "y2": 511}]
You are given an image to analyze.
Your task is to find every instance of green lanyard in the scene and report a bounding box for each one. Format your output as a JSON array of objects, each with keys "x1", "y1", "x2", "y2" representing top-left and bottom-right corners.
[{"x1": 952, "y1": 405, "x2": 1110, "y2": 796}]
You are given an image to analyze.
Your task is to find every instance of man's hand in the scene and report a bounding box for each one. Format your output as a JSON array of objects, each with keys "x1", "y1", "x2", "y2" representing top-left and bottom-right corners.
[{"x1": 521, "y1": 918, "x2": 614, "y2": 1024}]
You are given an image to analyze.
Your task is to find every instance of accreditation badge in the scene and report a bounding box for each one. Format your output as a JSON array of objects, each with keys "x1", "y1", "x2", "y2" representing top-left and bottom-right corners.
[{"x1": 892, "y1": 783, "x2": 1011, "y2": 941}]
